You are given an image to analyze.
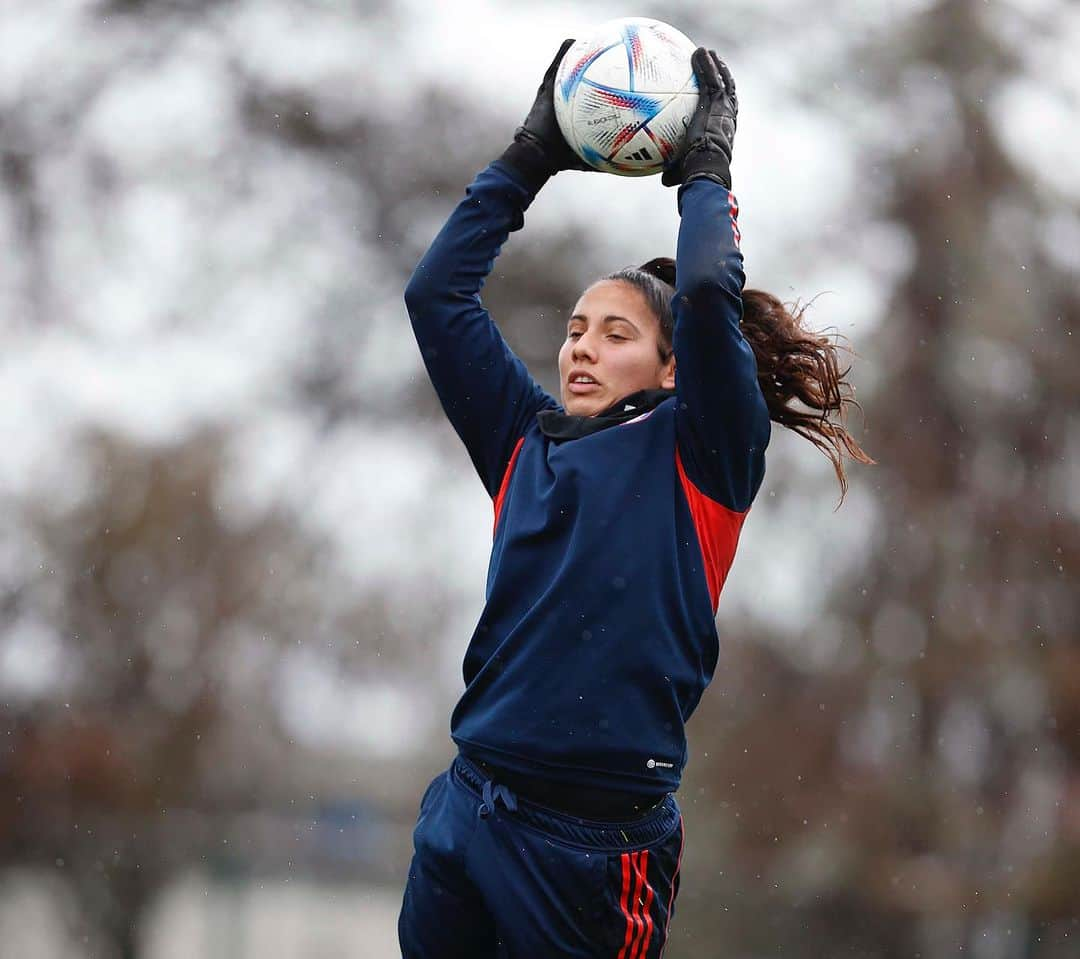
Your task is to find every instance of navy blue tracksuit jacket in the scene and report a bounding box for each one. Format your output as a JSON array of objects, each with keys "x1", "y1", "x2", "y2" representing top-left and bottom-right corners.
[{"x1": 404, "y1": 161, "x2": 770, "y2": 800}]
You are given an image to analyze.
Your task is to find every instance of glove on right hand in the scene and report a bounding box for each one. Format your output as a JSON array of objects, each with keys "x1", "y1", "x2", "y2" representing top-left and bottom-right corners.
[
  {"x1": 662, "y1": 48, "x2": 738, "y2": 190},
  {"x1": 498, "y1": 39, "x2": 592, "y2": 191},
  {"x1": 512, "y1": 38, "x2": 591, "y2": 174}
]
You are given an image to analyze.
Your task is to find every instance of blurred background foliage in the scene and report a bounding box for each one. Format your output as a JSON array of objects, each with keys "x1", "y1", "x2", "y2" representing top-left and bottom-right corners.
[{"x1": 0, "y1": 0, "x2": 1077, "y2": 956}]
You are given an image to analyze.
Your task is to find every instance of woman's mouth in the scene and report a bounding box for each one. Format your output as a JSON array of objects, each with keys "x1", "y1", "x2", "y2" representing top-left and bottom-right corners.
[{"x1": 568, "y1": 372, "x2": 601, "y2": 394}]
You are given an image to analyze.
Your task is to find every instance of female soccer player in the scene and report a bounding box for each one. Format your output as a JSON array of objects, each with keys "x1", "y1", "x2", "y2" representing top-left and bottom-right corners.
[{"x1": 399, "y1": 42, "x2": 871, "y2": 959}]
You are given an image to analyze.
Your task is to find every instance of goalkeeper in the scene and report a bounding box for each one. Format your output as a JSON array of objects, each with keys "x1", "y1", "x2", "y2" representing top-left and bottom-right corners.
[{"x1": 398, "y1": 41, "x2": 871, "y2": 958}]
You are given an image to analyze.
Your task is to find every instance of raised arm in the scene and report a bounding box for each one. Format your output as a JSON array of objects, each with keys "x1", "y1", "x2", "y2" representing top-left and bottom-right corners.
[
  {"x1": 673, "y1": 179, "x2": 769, "y2": 511},
  {"x1": 404, "y1": 40, "x2": 589, "y2": 498},
  {"x1": 664, "y1": 49, "x2": 770, "y2": 512},
  {"x1": 405, "y1": 164, "x2": 556, "y2": 497}
]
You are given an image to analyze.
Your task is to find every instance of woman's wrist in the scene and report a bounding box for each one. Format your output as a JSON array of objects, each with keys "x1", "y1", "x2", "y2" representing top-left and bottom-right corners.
[{"x1": 496, "y1": 139, "x2": 556, "y2": 193}]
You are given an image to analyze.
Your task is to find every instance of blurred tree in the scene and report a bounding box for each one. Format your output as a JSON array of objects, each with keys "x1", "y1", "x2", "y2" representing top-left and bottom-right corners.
[
  {"x1": 3, "y1": 0, "x2": 1076, "y2": 956},
  {"x1": 670, "y1": 0, "x2": 1080, "y2": 956},
  {"x1": 1, "y1": 428, "x2": 316, "y2": 956},
  {"x1": 0, "y1": 2, "x2": 595, "y2": 955}
]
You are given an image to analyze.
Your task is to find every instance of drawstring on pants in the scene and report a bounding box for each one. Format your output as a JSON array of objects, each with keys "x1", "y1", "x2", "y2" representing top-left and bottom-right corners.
[{"x1": 477, "y1": 778, "x2": 518, "y2": 819}]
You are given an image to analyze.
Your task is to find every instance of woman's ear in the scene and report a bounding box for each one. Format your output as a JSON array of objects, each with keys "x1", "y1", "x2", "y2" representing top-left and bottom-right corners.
[{"x1": 661, "y1": 356, "x2": 676, "y2": 390}]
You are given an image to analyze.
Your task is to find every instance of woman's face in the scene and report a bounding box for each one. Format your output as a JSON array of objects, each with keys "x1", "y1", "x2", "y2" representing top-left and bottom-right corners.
[{"x1": 558, "y1": 280, "x2": 676, "y2": 417}]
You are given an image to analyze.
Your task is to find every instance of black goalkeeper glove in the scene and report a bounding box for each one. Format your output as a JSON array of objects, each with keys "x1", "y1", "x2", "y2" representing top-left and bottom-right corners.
[
  {"x1": 499, "y1": 39, "x2": 592, "y2": 190},
  {"x1": 662, "y1": 48, "x2": 738, "y2": 190}
]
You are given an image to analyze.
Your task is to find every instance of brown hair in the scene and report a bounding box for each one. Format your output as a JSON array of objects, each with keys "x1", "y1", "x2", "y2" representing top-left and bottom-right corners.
[{"x1": 606, "y1": 257, "x2": 875, "y2": 502}]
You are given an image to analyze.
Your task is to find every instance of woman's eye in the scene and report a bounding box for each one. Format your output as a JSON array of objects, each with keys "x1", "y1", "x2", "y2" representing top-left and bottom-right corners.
[
  {"x1": 607, "y1": 334, "x2": 626, "y2": 341},
  {"x1": 568, "y1": 330, "x2": 583, "y2": 339}
]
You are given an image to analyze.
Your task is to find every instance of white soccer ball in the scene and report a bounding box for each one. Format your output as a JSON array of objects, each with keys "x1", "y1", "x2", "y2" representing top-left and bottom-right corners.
[{"x1": 554, "y1": 18, "x2": 699, "y2": 177}]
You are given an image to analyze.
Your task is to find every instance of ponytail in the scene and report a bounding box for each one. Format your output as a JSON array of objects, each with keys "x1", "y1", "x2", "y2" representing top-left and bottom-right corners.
[
  {"x1": 740, "y1": 288, "x2": 875, "y2": 502},
  {"x1": 606, "y1": 256, "x2": 874, "y2": 502}
]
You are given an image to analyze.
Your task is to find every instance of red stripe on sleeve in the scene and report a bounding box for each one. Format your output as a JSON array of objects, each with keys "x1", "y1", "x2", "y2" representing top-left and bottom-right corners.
[
  {"x1": 492, "y1": 436, "x2": 526, "y2": 534},
  {"x1": 675, "y1": 447, "x2": 747, "y2": 613}
]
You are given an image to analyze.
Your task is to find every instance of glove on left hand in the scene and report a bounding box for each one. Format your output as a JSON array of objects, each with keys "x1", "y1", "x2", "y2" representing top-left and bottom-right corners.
[{"x1": 662, "y1": 48, "x2": 738, "y2": 190}]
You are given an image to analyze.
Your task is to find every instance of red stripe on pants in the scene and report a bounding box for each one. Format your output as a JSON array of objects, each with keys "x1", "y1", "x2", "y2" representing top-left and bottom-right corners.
[
  {"x1": 628, "y1": 853, "x2": 645, "y2": 958},
  {"x1": 657, "y1": 818, "x2": 685, "y2": 959},
  {"x1": 634, "y1": 850, "x2": 656, "y2": 958},
  {"x1": 617, "y1": 853, "x2": 635, "y2": 959}
]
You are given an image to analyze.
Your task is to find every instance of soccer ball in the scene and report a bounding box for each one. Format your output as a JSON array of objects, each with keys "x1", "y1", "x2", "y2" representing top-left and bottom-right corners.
[{"x1": 554, "y1": 18, "x2": 699, "y2": 177}]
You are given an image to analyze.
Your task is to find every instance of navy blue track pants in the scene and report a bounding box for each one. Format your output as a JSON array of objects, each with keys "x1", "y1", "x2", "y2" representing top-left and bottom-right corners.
[{"x1": 398, "y1": 754, "x2": 685, "y2": 959}]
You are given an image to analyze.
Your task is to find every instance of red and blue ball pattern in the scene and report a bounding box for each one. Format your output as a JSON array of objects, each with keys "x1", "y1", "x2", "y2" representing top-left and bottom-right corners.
[{"x1": 554, "y1": 18, "x2": 698, "y2": 177}]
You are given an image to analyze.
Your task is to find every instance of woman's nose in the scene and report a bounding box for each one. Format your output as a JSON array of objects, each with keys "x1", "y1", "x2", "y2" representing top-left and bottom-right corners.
[{"x1": 572, "y1": 336, "x2": 597, "y2": 361}]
